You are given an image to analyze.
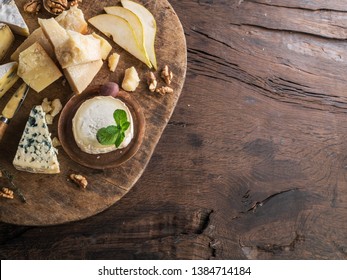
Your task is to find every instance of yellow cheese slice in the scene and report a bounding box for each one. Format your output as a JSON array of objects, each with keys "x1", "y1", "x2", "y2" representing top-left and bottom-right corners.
[
  {"x1": 0, "y1": 23, "x2": 15, "y2": 61},
  {"x1": 2, "y1": 82, "x2": 27, "y2": 119},
  {"x1": 0, "y1": 62, "x2": 19, "y2": 99},
  {"x1": 17, "y1": 42, "x2": 62, "y2": 93}
]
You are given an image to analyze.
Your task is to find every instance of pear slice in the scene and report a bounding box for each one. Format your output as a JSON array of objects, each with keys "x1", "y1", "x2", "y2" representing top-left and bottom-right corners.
[
  {"x1": 104, "y1": 6, "x2": 151, "y2": 68},
  {"x1": 121, "y1": 0, "x2": 157, "y2": 69},
  {"x1": 88, "y1": 14, "x2": 152, "y2": 68}
]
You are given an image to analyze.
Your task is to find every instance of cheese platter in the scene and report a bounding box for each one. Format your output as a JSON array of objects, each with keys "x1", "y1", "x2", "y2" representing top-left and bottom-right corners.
[{"x1": 0, "y1": 0, "x2": 187, "y2": 225}]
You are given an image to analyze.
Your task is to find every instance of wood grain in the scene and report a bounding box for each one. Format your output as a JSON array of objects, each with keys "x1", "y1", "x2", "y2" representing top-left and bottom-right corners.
[
  {"x1": 1, "y1": 0, "x2": 347, "y2": 260},
  {"x1": 0, "y1": 0, "x2": 187, "y2": 225}
]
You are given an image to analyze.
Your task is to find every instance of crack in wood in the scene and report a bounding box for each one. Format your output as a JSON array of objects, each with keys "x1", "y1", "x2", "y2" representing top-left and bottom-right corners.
[
  {"x1": 255, "y1": 231, "x2": 305, "y2": 254},
  {"x1": 249, "y1": 0, "x2": 347, "y2": 13},
  {"x1": 243, "y1": 188, "x2": 300, "y2": 213}
]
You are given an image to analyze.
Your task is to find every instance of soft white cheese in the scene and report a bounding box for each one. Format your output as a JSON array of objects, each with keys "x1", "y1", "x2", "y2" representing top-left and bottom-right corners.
[
  {"x1": 0, "y1": 0, "x2": 29, "y2": 36},
  {"x1": 72, "y1": 96, "x2": 134, "y2": 154}
]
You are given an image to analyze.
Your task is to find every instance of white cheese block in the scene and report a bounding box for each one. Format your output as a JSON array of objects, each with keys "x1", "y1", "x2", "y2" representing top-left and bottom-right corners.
[
  {"x1": 55, "y1": 5, "x2": 88, "y2": 34},
  {"x1": 39, "y1": 18, "x2": 101, "y2": 68},
  {"x1": 72, "y1": 96, "x2": 134, "y2": 154},
  {"x1": 56, "y1": 30, "x2": 101, "y2": 68},
  {"x1": 13, "y1": 105, "x2": 60, "y2": 174},
  {"x1": 0, "y1": 0, "x2": 29, "y2": 36},
  {"x1": 63, "y1": 59, "x2": 103, "y2": 94},
  {"x1": 0, "y1": 23, "x2": 15, "y2": 61},
  {"x1": 0, "y1": 61, "x2": 19, "y2": 99}
]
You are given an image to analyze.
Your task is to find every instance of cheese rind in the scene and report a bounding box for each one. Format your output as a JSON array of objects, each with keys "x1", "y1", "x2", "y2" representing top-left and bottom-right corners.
[
  {"x1": 0, "y1": 61, "x2": 19, "y2": 99},
  {"x1": 0, "y1": 0, "x2": 29, "y2": 36},
  {"x1": 17, "y1": 42, "x2": 62, "y2": 93},
  {"x1": 13, "y1": 105, "x2": 60, "y2": 174},
  {"x1": 0, "y1": 23, "x2": 15, "y2": 61}
]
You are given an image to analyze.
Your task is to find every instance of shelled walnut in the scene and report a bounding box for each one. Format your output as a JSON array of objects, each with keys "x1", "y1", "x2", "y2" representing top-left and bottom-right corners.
[
  {"x1": 23, "y1": 0, "x2": 42, "y2": 14},
  {"x1": 156, "y1": 86, "x2": 173, "y2": 95},
  {"x1": 70, "y1": 174, "x2": 88, "y2": 188},
  {"x1": 0, "y1": 187, "x2": 14, "y2": 199},
  {"x1": 161, "y1": 65, "x2": 173, "y2": 85},
  {"x1": 147, "y1": 71, "x2": 157, "y2": 92},
  {"x1": 43, "y1": 0, "x2": 82, "y2": 15}
]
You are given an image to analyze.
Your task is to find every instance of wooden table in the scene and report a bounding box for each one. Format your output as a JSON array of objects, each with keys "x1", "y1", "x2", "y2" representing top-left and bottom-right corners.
[{"x1": 1, "y1": 0, "x2": 347, "y2": 259}]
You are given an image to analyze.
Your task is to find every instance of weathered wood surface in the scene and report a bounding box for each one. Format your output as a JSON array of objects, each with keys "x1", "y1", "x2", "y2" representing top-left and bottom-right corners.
[
  {"x1": 1, "y1": 0, "x2": 347, "y2": 259},
  {"x1": 0, "y1": 0, "x2": 186, "y2": 225}
]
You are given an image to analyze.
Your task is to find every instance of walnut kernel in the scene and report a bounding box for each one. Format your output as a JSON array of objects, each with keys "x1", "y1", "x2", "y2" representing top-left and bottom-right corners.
[
  {"x1": 156, "y1": 86, "x2": 173, "y2": 95},
  {"x1": 161, "y1": 65, "x2": 173, "y2": 85},
  {"x1": 23, "y1": 0, "x2": 42, "y2": 14},
  {"x1": 70, "y1": 174, "x2": 88, "y2": 188},
  {"x1": 147, "y1": 71, "x2": 157, "y2": 92}
]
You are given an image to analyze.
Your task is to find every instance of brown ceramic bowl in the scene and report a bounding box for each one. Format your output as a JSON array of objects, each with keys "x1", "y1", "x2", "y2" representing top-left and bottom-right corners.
[{"x1": 58, "y1": 85, "x2": 145, "y2": 169}]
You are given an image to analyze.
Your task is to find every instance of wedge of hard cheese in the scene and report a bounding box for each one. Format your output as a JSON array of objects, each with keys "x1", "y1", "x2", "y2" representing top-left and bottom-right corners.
[
  {"x1": 39, "y1": 18, "x2": 101, "y2": 68},
  {"x1": 17, "y1": 42, "x2": 62, "y2": 93},
  {"x1": 55, "y1": 5, "x2": 88, "y2": 34},
  {"x1": 11, "y1": 6, "x2": 89, "y2": 62},
  {"x1": 64, "y1": 59, "x2": 103, "y2": 94},
  {"x1": 0, "y1": 0, "x2": 29, "y2": 36},
  {"x1": 13, "y1": 105, "x2": 60, "y2": 174},
  {"x1": 39, "y1": 17, "x2": 103, "y2": 94}
]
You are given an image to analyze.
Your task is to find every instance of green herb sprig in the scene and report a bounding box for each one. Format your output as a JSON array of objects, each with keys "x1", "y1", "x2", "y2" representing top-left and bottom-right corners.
[{"x1": 96, "y1": 109, "x2": 130, "y2": 148}]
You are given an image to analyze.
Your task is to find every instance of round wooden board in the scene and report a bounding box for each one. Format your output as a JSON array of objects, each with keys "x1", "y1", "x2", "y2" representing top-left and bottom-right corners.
[{"x1": 0, "y1": 0, "x2": 187, "y2": 225}]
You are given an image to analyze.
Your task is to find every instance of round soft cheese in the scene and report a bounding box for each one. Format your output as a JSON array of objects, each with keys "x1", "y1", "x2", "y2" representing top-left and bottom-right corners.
[{"x1": 72, "y1": 96, "x2": 134, "y2": 154}]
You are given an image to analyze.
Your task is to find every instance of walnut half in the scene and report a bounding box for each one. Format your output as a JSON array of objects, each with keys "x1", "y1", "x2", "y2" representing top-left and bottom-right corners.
[
  {"x1": 70, "y1": 174, "x2": 88, "y2": 188},
  {"x1": 161, "y1": 65, "x2": 173, "y2": 85},
  {"x1": 23, "y1": 0, "x2": 42, "y2": 14},
  {"x1": 0, "y1": 187, "x2": 14, "y2": 199}
]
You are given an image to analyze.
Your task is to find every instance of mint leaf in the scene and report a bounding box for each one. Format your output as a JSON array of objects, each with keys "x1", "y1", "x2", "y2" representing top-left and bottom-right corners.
[
  {"x1": 114, "y1": 109, "x2": 127, "y2": 126},
  {"x1": 97, "y1": 109, "x2": 130, "y2": 147},
  {"x1": 96, "y1": 125, "x2": 119, "y2": 145},
  {"x1": 121, "y1": 121, "x2": 130, "y2": 131},
  {"x1": 115, "y1": 131, "x2": 125, "y2": 148}
]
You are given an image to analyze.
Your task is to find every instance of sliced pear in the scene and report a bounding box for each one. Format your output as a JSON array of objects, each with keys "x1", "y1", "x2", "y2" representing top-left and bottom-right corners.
[
  {"x1": 121, "y1": 0, "x2": 157, "y2": 69},
  {"x1": 89, "y1": 14, "x2": 151, "y2": 68},
  {"x1": 104, "y1": 6, "x2": 151, "y2": 67}
]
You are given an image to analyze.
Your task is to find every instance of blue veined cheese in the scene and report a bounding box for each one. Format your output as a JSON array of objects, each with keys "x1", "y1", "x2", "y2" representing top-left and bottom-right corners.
[
  {"x1": 13, "y1": 105, "x2": 60, "y2": 174},
  {"x1": 0, "y1": 0, "x2": 29, "y2": 36}
]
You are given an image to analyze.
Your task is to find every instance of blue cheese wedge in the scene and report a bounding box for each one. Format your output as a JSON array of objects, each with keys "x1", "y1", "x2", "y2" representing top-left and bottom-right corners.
[
  {"x1": 13, "y1": 105, "x2": 60, "y2": 174},
  {"x1": 0, "y1": 0, "x2": 29, "y2": 36},
  {"x1": 72, "y1": 96, "x2": 134, "y2": 154}
]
